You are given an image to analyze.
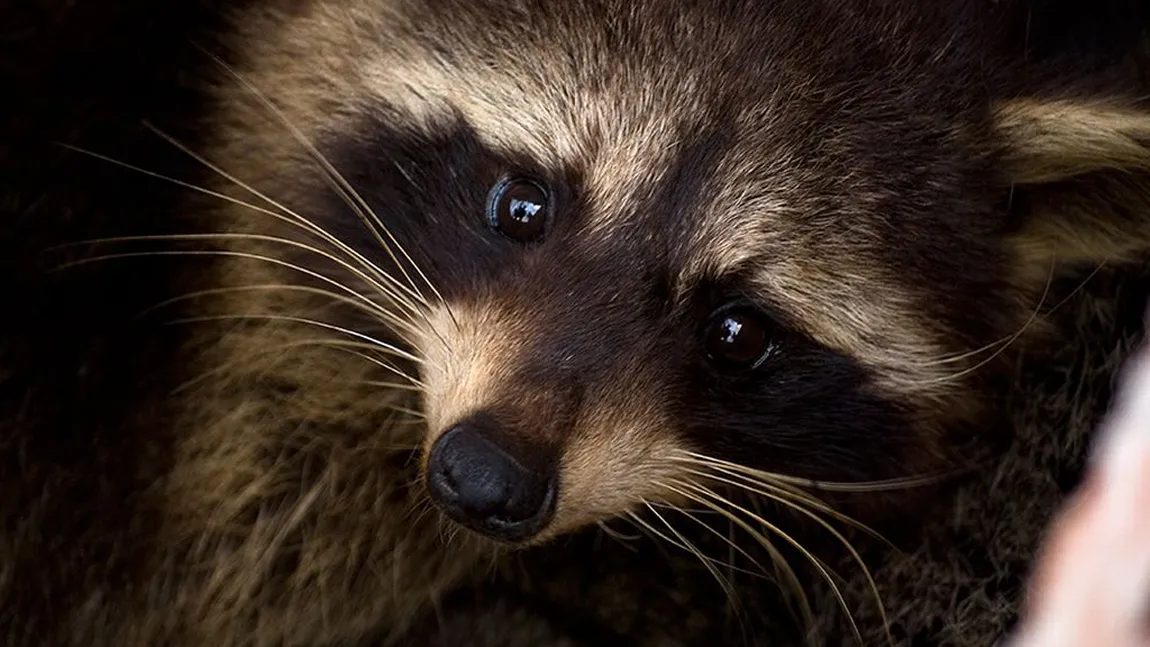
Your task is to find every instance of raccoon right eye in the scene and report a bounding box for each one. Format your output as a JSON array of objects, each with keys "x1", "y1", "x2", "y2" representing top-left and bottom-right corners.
[{"x1": 486, "y1": 175, "x2": 550, "y2": 243}]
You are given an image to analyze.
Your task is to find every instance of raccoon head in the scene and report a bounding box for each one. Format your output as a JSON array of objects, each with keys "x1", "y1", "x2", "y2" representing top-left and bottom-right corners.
[{"x1": 205, "y1": 0, "x2": 1150, "y2": 547}]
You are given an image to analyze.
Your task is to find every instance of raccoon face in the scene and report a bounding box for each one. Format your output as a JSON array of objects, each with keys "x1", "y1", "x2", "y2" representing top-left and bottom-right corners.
[{"x1": 207, "y1": 0, "x2": 1150, "y2": 545}]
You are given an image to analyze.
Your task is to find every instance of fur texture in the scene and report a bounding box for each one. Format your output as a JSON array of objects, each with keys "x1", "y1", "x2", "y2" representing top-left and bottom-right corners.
[{"x1": 3, "y1": 1, "x2": 1150, "y2": 646}]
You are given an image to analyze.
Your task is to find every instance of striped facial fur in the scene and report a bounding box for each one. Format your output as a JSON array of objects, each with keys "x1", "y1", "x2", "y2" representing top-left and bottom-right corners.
[{"x1": 193, "y1": 0, "x2": 1150, "y2": 560}]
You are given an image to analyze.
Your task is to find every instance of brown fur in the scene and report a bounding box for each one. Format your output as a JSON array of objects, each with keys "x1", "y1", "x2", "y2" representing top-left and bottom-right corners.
[{"x1": 4, "y1": 0, "x2": 1150, "y2": 646}]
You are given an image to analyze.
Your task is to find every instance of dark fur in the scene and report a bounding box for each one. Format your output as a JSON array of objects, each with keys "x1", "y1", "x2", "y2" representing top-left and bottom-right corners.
[{"x1": 3, "y1": 1, "x2": 1150, "y2": 646}]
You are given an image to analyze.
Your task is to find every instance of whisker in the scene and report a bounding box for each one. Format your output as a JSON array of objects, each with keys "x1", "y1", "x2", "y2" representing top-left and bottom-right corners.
[
  {"x1": 382, "y1": 405, "x2": 425, "y2": 419},
  {"x1": 173, "y1": 312, "x2": 422, "y2": 364},
  {"x1": 777, "y1": 472, "x2": 965, "y2": 494},
  {"x1": 678, "y1": 466, "x2": 893, "y2": 645},
  {"x1": 643, "y1": 502, "x2": 752, "y2": 640},
  {"x1": 595, "y1": 519, "x2": 643, "y2": 544},
  {"x1": 147, "y1": 124, "x2": 434, "y2": 313},
  {"x1": 55, "y1": 231, "x2": 427, "y2": 323},
  {"x1": 922, "y1": 257, "x2": 1056, "y2": 382},
  {"x1": 670, "y1": 458, "x2": 893, "y2": 546},
  {"x1": 54, "y1": 142, "x2": 428, "y2": 320},
  {"x1": 678, "y1": 465, "x2": 889, "y2": 546},
  {"x1": 646, "y1": 501, "x2": 773, "y2": 579},
  {"x1": 620, "y1": 513, "x2": 665, "y2": 553},
  {"x1": 351, "y1": 380, "x2": 423, "y2": 392},
  {"x1": 171, "y1": 337, "x2": 423, "y2": 396},
  {"x1": 678, "y1": 450, "x2": 959, "y2": 493},
  {"x1": 746, "y1": 493, "x2": 815, "y2": 635},
  {"x1": 671, "y1": 480, "x2": 867, "y2": 646},
  {"x1": 329, "y1": 347, "x2": 426, "y2": 389},
  {"x1": 134, "y1": 280, "x2": 423, "y2": 346},
  {"x1": 626, "y1": 508, "x2": 742, "y2": 611},
  {"x1": 914, "y1": 256, "x2": 1092, "y2": 368},
  {"x1": 190, "y1": 51, "x2": 458, "y2": 328},
  {"x1": 674, "y1": 452, "x2": 898, "y2": 643},
  {"x1": 296, "y1": 151, "x2": 426, "y2": 305},
  {"x1": 658, "y1": 482, "x2": 816, "y2": 644},
  {"x1": 57, "y1": 248, "x2": 430, "y2": 349}
]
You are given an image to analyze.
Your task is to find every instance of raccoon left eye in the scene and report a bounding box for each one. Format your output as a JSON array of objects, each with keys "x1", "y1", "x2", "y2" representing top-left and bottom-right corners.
[
  {"x1": 703, "y1": 306, "x2": 775, "y2": 370},
  {"x1": 486, "y1": 175, "x2": 550, "y2": 243}
]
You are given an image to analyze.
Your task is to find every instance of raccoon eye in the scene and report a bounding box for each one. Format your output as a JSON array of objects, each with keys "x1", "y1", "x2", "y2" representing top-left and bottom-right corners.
[
  {"x1": 703, "y1": 306, "x2": 775, "y2": 370},
  {"x1": 486, "y1": 176, "x2": 550, "y2": 243}
]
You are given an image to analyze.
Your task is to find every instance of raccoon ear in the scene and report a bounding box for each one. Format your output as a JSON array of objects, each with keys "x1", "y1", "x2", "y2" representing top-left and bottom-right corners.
[
  {"x1": 995, "y1": 99, "x2": 1150, "y2": 184},
  {"x1": 994, "y1": 98, "x2": 1150, "y2": 274}
]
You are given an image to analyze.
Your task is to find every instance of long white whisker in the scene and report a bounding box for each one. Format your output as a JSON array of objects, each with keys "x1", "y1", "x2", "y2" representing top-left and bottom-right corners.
[
  {"x1": 187, "y1": 51, "x2": 456, "y2": 325},
  {"x1": 60, "y1": 248, "x2": 426, "y2": 343},
  {"x1": 137, "y1": 282, "x2": 422, "y2": 346},
  {"x1": 672, "y1": 459, "x2": 893, "y2": 547},
  {"x1": 647, "y1": 501, "x2": 771, "y2": 578},
  {"x1": 55, "y1": 142, "x2": 427, "y2": 314},
  {"x1": 658, "y1": 482, "x2": 815, "y2": 643},
  {"x1": 625, "y1": 509, "x2": 741, "y2": 610},
  {"x1": 329, "y1": 347, "x2": 427, "y2": 389},
  {"x1": 679, "y1": 466, "x2": 893, "y2": 645},
  {"x1": 57, "y1": 231, "x2": 426, "y2": 322},
  {"x1": 679, "y1": 450, "x2": 959, "y2": 493},
  {"x1": 174, "y1": 313, "x2": 423, "y2": 364},
  {"x1": 923, "y1": 256, "x2": 1062, "y2": 384},
  {"x1": 144, "y1": 125, "x2": 434, "y2": 313},
  {"x1": 919, "y1": 257, "x2": 1108, "y2": 368},
  {"x1": 171, "y1": 337, "x2": 423, "y2": 396},
  {"x1": 596, "y1": 520, "x2": 643, "y2": 545},
  {"x1": 673, "y1": 480, "x2": 867, "y2": 646}
]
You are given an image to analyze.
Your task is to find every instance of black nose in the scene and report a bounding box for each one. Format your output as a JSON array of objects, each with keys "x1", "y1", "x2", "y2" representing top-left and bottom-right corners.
[{"x1": 425, "y1": 422, "x2": 557, "y2": 542}]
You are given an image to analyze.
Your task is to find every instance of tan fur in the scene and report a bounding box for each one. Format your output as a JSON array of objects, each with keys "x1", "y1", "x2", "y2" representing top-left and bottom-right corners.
[
  {"x1": 998, "y1": 98, "x2": 1150, "y2": 285},
  {"x1": 417, "y1": 296, "x2": 695, "y2": 542},
  {"x1": 215, "y1": 0, "x2": 951, "y2": 498},
  {"x1": 15, "y1": 1, "x2": 1150, "y2": 645},
  {"x1": 152, "y1": 4, "x2": 1150, "y2": 642},
  {"x1": 995, "y1": 98, "x2": 1150, "y2": 185}
]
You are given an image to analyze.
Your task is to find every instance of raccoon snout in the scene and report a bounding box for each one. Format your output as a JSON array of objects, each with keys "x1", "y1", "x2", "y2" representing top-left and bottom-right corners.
[{"x1": 425, "y1": 421, "x2": 557, "y2": 543}]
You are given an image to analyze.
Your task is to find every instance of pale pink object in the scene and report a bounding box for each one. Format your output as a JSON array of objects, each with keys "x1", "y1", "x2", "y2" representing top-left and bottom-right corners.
[{"x1": 1006, "y1": 339, "x2": 1150, "y2": 647}]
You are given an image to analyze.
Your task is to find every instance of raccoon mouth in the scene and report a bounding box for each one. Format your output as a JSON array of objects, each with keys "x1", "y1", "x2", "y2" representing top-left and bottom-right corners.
[{"x1": 424, "y1": 423, "x2": 558, "y2": 543}]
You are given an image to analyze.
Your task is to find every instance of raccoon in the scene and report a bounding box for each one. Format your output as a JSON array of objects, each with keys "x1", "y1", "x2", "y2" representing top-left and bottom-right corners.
[{"x1": 4, "y1": 0, "x2": 1150, "y2": 645}]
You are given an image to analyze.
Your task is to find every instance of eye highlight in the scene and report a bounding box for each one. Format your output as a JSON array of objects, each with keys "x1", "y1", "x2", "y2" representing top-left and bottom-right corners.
[
  {"x1": 703, "y1": 305, "x2": 776, "y2": 370},
  {"x1": 486, "y1": 175, "x2": 550, "y2": 242}
]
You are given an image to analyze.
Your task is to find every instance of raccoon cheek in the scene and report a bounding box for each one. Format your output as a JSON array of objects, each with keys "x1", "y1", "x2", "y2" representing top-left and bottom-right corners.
[{"x1": 540, "y1": 431, "x2": 698, "y2": 539}]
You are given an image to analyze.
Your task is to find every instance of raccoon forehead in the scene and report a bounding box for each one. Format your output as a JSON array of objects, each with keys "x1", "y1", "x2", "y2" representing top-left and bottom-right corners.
[
  {"x1": 357, "y1": 48, "x2": 722, "y2": 191},
  {"x1": 225, "y1": 1, "x2": 785, "y2": 162},
  {"x1": 221, "y1": 0, "x2": 988, "y2": 143}
]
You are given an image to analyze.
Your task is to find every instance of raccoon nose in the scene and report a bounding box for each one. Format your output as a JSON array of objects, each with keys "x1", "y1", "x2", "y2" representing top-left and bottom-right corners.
[{"x1": 425, "y1": 423, "x2": 557, "y2": 542}]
